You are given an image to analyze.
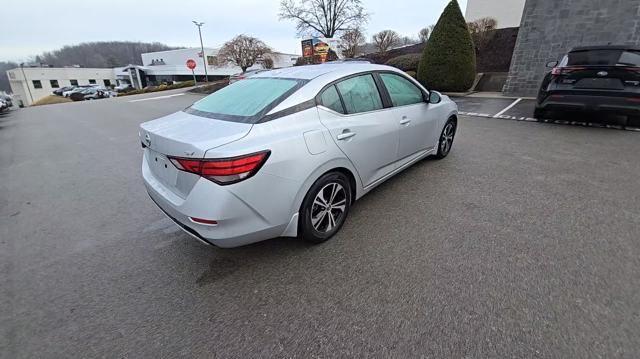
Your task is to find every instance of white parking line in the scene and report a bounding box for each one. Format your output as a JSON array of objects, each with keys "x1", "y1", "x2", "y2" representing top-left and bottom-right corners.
[
  {"x1": 128, "y1": 93, "x2": 186, "y2": 103},
  {"x1": 493, "y1": 98, "x2": 522, "y2": 118}
]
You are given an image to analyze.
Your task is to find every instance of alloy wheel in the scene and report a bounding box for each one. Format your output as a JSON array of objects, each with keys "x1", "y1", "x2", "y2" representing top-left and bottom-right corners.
[
  {"x1": 440, "y1": 122, "x2": 455, "y2": 155},
  {"x1": 310, "y1": 182, "x2": 347, "y2": 233}
]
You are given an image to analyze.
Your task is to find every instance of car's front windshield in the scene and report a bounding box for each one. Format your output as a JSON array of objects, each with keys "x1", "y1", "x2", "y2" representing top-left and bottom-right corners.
[{"x1": 186, "y1": 78, "x2": 305, "y2": 123}]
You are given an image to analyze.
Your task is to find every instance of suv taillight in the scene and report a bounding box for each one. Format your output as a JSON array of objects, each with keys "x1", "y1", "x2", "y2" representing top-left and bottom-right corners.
[
  {"x1": 551, "y1": 66, "x2": 586, "y2": 76},
  {"x1": 169, "y1": 151, "x2": 270, "y2": 185}
]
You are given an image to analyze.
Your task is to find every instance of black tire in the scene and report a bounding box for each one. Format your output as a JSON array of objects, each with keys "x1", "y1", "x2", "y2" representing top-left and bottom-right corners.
[
  {"x1": 299, "y1": 172, "x2": 352, "y2": 244},
  {"x1": 434, "y1": 118, "x2": 457, "y2": 159},
  {"x1": 533, "y1": 108, "x2": 546, "y2": 122}
]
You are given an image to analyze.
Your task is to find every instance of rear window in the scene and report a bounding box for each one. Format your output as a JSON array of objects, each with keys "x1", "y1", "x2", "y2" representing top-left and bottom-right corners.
[
  {"x1": 567, "y1": 50, "x2": 640, "y2": 66},
  {"x1": 187, "y1": 78, "x2": 304, "y2": 122}
]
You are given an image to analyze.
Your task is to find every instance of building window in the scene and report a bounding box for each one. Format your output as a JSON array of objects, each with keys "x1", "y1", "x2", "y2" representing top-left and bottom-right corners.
[
  {"x1": 103, "y1": 79, "x2": 111, "y2": 87},
  {"x1": 32, "y1": 80, "x2": 42, "y2": 89},
  {"x1": 70, "y1": 79, "x2": 78, "y2": 86},
  {"x1": 89, "y1": 79, "x2": 96, "y2": 84},
  {"x1": 50, "y1": 80, "x2": 59, "y2": 88}
]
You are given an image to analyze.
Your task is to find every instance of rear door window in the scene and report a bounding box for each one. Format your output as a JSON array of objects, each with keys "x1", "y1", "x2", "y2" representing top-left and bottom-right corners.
[
  {"x1": 335, "y1": 74, "x2": 383, "y2": 114},
  {"x1": 379, "y1": 73, "x2": 424, "y2": 107},
  {"x1": 319, "y1": 85, "x2": 345, "y2": 114}
]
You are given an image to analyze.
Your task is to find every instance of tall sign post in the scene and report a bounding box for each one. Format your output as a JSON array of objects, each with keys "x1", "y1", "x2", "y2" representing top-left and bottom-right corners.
[{"x1": 186, "y1": 59, "x2": 197, "y2": 84}]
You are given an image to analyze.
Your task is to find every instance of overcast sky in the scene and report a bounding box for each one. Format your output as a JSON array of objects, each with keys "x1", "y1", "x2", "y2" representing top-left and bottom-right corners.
[{"x1": 0, "y1": 0, "x2": 468, "y2": 62}]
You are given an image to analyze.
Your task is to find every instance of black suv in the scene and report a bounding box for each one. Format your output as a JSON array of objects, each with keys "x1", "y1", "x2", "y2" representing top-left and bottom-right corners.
[{"x1": 534, "y1": 45, "x2": 640, "y2": 126}]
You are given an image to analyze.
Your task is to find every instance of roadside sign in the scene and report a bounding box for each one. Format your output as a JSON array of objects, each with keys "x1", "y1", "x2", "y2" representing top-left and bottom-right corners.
[{"x1": 186, "y1": 59, "x2": 197, "y2": 70}]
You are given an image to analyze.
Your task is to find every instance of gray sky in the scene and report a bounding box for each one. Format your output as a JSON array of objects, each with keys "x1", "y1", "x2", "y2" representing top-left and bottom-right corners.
[{"x1": 0, "y1": 0, "x2": 467, "y2": 62}]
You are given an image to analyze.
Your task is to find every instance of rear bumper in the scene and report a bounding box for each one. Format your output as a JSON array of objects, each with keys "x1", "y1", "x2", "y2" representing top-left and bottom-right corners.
[
  {"x1": 538, "y1": 94, "x2": 640, "y2": 116},
  {"x1": 142, "y1": 153, "x2": 292, "y2": 248}
]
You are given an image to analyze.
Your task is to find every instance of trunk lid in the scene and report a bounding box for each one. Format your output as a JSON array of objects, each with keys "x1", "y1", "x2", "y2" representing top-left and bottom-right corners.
[{"x1": 139, "y1": 110, "x2": 252, "y2": 158}]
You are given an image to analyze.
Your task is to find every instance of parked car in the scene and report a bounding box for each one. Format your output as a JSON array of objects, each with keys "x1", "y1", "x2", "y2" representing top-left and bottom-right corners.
[
  {"x1": 229, "y1": 69, "x2": 269, "y2": 84},
  {"x1": 0, "y1": 99, "x2": 8, "y2": 112},
  {"x1": 63, "y1": 85, "x2": 98, "y2": 97},
  {"x1": 69, "y1": 87, "x2": 109, "y2": 101},
  {"x1": 535, "y1": 45, "x2": 640, "y2": 125},
  {"x1": 115, "y1": 83, "x2": 133, "y2": 92},
  {"x1": 53, "y1": 86, "x2": 75, "y2": 96},
  {"x1": 140, "y1": 63, "x2": 458, "y2": 248},
  {"x1": 0, "y1": 93, "x2": 12, "y2": 108}
]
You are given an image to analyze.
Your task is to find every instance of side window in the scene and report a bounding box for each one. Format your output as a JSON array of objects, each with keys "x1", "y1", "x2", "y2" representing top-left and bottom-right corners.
[
  {"x1": 32, "y1": 80, "x2": 42, "y2": 89},
  {"x1": 70, "y1": 79, "x2": 79, "y2": 86},
  {"x1": 379, "y1": 73, "x2": 424, "y2": 107},
  {"x1": 319, "y1": 85, "x2": 344, "y2": 114},
  {"x1": 335, "y1": 74, "x2": 383, "y2": 114},
  {"x1": 89, "y1": 79, "x2": 96, "y2": 84}
]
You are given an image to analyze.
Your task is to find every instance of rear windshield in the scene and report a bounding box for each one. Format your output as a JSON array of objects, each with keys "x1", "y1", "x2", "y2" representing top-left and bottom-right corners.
[
  {"x1": 567, "y1": 50, "x2": 640, "y2": 66},
  {"x1": 186, "y1": 78, "x2": 305, "y2": 123}
]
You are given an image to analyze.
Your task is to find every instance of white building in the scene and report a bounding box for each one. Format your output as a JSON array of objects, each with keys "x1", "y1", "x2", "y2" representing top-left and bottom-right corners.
[
  {"x1": 465, "y1": 0, "x2": 526, "y2": 28},
  {"x1": 6, "y1": 67, "x2": 117, "y2": 106},
  {"x1": 6, "y1": 48, "x2": 299, "y2": 106},
  {"x1": 136, "y1": 48, "x2": 298, "y2": 85}
]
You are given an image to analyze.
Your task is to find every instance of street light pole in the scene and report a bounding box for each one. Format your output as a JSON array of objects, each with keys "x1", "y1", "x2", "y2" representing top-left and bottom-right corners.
[{"x1": 192, "y1": 21, "x2": 209, "y2": 82}]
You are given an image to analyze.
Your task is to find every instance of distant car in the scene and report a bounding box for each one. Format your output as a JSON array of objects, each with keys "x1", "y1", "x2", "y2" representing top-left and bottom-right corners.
[
  {"x1": 0, "y1": 93, "x2": 12, "y2": 108},
  {"x1": 63, "y1": 85, "x2": 98, "y2": 98},
  {"x1": 140, "y1": 63, "x2": 458, "y2": 248},
  {"x1": 229, "y1": 69, "x2": 269, "y2": 84},
  {"x1": 53, "y1": 86, "x2": 75, "y2": 96},
  {"x1": 115, "y1": 83, "x2": 133, "y2": 92},
  {"x1": 0, "y1": 99, "x2": 8, "y2": 112},
  {"x1": 535, "y1": 45, "x2": 640, "y2": 125},
  {"x1": 69, "y1": 87, "x2": 107, "y2": 101}
]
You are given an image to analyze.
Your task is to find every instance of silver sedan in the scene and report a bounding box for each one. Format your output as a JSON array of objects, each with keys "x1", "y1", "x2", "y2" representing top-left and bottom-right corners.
[{"x1": 140, "y1": 63, "x2": 458, "y2": 248}]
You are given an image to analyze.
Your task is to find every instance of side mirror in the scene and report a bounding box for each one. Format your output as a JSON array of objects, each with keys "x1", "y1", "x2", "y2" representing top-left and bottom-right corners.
[
  {"x1": 546, "y1": 60, "x2": 559, "y2": 68},
  {"x1": 428, "y1": 92, "x2": 441, "y2": 104}
]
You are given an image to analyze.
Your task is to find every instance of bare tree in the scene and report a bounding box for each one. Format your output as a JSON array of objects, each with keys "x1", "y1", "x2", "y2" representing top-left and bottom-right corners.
[
  {"x1": 467, "y1": 17, "x2": 498, "y2": 52},
  {"x1": 339, "y1": 27, "x2": 365, "y2": 58},
  {"x1": 218, "y1": 35, "x2": 271, "y2": 72},
  {"x1": 418, "y1": 27, "x2": 430, "y2": 43},
  {"x1": 279, "y1": 0, "x2": 369, "y2": 38},
  {"x1": 372, "y1": 30, "x2": 400, "y2": 54}
]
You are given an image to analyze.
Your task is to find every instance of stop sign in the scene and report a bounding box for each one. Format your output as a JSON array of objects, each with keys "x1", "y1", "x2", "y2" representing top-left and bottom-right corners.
[{"x1": 186, "y1": 59, "x2": 197, "y2": 70}]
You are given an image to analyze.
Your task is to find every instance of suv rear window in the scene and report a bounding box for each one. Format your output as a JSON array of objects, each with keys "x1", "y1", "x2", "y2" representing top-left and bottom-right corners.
[
  {"x1": 567, "y1": 50, "x2": 640, "y2": 67},
  {"x1": 187, "y1": 78, "x2": 305, "y2": 123}
]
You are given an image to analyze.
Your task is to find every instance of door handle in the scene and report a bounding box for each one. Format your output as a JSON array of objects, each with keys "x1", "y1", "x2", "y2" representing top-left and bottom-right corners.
[
  {"x1": 337, "y1": 131, "x2": 356, "y2": 141},
  {"x1": 400, "y1": 117, "x2": 411, "y2": 125}
]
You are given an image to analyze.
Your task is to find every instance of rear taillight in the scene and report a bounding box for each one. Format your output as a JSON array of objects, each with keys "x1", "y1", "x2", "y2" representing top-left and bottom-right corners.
[
  {"x1": 551, "y1": 66, "x2": 587, "y2": 76},
  {"x1": 169, "y1": 150, "x2": 270, "y2": 185}
]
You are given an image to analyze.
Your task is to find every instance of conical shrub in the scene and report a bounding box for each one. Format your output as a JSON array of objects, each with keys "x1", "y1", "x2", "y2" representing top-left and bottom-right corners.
[{"x1": 417, "y1": 0, "x2": 476, "y2": 92}]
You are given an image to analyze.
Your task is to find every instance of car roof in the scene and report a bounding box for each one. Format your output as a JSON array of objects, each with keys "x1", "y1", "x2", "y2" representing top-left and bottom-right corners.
[
  {"x1": 251, "y1": 62, "x2": 395, "y2": 80},
  {"x1": 570, "y1": 45, "x2": 640, "y2": 52}
]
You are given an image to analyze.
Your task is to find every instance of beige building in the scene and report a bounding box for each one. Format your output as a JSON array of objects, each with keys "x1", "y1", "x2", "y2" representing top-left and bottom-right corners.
[
  {"x1": 7, "y1": 67, "x2": 117, "y2": 106},
  {"x1": 465, "y1": 0, "x2": 527, "y2": 28}
]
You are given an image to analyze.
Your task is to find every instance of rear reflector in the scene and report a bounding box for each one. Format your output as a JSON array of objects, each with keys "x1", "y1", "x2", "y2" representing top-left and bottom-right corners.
[
  {"x1": 169, "y1": 150, "x2": 270, "y2": 185},
  {"x1": 189, "y1": 217, "x2": 218, "y2": 226}
]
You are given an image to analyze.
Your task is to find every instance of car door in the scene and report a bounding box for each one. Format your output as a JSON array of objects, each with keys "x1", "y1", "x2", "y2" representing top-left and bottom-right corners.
[
  {"x1": 378, "y1": 72, "x2": 439, "y2": 164},
  {"x1": 317, "y1": 73, "x2": 399, "y2": 188}
]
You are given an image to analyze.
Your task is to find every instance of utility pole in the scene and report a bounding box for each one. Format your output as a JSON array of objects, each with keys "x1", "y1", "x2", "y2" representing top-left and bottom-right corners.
[{"x1": 192, "y1": 21, "x2": 209, "y2": 82}]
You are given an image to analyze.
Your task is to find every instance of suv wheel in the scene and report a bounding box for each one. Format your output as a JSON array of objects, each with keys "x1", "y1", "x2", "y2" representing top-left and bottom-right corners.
[{"x1": 299, "y1": 172, "x2": 352, "y2": 243}]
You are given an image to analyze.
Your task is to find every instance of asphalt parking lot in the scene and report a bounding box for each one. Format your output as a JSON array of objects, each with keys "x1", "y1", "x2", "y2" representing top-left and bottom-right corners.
[{"x1": 2, "y1": 91, "x2": 640, "y2": 358}]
